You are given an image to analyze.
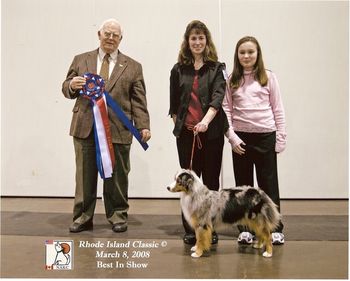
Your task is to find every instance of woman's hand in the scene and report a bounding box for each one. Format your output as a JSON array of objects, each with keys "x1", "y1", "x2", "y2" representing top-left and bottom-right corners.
[
  {"x1": 172, "y1": 114, "x2": 177, "y2": 125},
  {"x1": 193, "y1": 107, "x2": 217, "y2": 133},
  {"x1": 194, "y1": 121, "x2": 208, "y2": 133}
]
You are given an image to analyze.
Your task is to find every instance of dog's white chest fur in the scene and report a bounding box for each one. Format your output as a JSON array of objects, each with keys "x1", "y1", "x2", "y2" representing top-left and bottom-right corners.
[{"x1": 180, "y1": 193, "x2": 193, "y2": 223}]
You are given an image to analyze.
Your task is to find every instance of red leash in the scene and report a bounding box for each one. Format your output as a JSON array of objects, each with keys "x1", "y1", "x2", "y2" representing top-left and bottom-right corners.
[{"x1": 188, "y1": 128, "x2": 202, "y2": 170}]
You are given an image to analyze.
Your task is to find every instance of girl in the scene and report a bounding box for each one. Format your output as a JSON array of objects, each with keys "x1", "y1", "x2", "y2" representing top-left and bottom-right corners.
[
  {"x1": 169, "y1": 20, "x2": 228, "y2": 245},
  {"x1": 222, "y1": 36, "x2": 286, "y2": 245}
]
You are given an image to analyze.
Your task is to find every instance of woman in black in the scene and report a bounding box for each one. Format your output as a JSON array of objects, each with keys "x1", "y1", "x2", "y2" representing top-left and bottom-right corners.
[{"x1": 169, "y1": 20, "x2": 228, "y2": 245}]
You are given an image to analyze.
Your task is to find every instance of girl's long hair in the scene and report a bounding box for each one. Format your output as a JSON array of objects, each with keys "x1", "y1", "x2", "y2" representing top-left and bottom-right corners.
[
  {"x1": 178, "y1": 20, "x2": 218, "y2": 65},
  {"x1": 230, "y1": 36, "x2": 268, "y2": 90}
]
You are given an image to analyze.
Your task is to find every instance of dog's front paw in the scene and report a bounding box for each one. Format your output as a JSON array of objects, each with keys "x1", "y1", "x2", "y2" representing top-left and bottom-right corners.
[
  {"x1": 263, "y1": 251, "x2": 272, "y2": 258},
  {"x1": 191, "y1": 245, "x2": 197, "y2": 252},
  {"x1": 191, "y1": 252, "x2": 202, "y2": 258}
]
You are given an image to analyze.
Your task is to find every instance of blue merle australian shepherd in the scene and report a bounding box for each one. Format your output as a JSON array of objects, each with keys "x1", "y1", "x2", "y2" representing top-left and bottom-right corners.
[{"x1": 167, "y1": 169, "x2": 281, "y2": 258}]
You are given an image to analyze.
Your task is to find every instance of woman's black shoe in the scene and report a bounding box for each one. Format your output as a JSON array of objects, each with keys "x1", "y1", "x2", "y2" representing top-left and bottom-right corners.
[
  {"x1": 183, "y1": 232, "x2": 218, "y2": 245},
  {"x1": 183, "y1": 233, "x2": 196, "y2": 245}
]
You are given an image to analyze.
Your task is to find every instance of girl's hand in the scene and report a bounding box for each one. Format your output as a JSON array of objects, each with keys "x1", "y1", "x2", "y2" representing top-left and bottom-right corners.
[{"x1": 233, "y1": 142, "x2": 246, "y2": 155}]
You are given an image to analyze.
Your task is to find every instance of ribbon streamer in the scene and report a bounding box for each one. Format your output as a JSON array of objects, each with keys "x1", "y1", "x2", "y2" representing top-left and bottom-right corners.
[
  {"x1": 104, "y1": 93, "x2": 149, "y2": 151},
  {"x1": 79, "y1": 73, "x2": 148, "y2": 179},
  {"x1": 92, "y1": 96, "x2": 115, "y2": 178}
]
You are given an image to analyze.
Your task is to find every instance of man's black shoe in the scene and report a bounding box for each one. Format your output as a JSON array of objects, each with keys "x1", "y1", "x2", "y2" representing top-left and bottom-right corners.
[
  {"x1": 112, "y1": 222, "x2": 128, "y2": 233},
  {"x1": 69, "y1": 221, "x2": 93, "y2": 233}
]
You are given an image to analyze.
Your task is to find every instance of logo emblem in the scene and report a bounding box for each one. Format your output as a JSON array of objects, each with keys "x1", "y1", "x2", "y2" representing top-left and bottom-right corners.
[{"x1": 45, "y1": 240, "x2": 73, "y2": 270}]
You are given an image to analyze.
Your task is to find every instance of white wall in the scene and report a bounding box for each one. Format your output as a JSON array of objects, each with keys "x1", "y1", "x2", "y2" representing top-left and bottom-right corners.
[{"x1": 1, "y1": 0, "x2": 348, "y2": 198}]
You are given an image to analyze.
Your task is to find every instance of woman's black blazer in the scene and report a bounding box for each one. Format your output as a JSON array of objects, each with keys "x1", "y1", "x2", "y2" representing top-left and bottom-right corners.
[{"x1": 169, "y1": 61, "x2": 229, "y2": 140}]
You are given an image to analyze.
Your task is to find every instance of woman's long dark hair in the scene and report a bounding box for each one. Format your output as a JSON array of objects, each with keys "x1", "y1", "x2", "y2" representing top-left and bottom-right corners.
[
  {"x1": 230, "y1": 36, "x2": 268, "y2": 90},
  {"x1": 178, "y1": 20, "x2": 218, "y2": 65}
]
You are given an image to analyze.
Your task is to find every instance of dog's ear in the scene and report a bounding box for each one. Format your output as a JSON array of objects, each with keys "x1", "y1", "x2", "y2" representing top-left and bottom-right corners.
[{"x1": 177, "y1": 171, "x2": 194, "y2": 191}]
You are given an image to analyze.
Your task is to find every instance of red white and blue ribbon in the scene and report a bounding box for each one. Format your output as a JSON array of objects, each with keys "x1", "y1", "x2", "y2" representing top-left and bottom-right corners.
[{"x1": 80, "y1": 73, "x2": 148, "y2": 179}]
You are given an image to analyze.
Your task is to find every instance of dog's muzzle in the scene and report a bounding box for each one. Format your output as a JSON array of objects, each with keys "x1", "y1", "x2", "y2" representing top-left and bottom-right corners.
[{"x1": 167, "y1": 180, "x2": 177, "y2": 192}]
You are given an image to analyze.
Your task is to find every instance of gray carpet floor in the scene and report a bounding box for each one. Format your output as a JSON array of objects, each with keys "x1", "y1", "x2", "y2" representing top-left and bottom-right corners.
[{"x1": 1, "y1": 211, "x2": 348, "y2": 241}]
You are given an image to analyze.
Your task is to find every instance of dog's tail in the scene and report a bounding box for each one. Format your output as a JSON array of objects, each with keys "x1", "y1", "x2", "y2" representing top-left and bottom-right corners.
[{"x1": 245, "y1": 187, "x2": 281, "y2": 232}]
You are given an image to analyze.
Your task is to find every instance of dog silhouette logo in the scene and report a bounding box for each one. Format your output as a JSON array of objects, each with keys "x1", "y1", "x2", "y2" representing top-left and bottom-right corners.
[{"x1": 45, "y1": 240, "x2": 73, "y2": 270}]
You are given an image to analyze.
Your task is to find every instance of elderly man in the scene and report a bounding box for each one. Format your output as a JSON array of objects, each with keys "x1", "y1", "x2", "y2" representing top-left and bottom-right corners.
[{"x1": 62, "y1": 18, "x2": 151, "y2": 233}]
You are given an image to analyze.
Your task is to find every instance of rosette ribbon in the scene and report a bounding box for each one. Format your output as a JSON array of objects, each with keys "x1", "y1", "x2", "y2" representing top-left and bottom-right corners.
[{"x1": 79, "y1": 73, "x2": 149, "y2": 179}]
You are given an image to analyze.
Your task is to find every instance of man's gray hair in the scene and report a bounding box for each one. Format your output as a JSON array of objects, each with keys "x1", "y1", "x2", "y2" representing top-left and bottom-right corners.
[{"x1": 99, "y1": 18, "x2": 123, "y2": 36}]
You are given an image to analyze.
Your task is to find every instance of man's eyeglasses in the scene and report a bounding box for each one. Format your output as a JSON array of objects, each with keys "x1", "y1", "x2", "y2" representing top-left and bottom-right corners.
[{"x1": 103, "y1": 31, "x2": 121, "y2": 39}]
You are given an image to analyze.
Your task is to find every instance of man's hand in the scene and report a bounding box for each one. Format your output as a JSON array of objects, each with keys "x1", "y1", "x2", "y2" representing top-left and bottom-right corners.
[
  {"x1": 140, "y1": 129, "x2": 151, "y2": 142},
  {"x1": 69, "y1": 76, "x2": 86, "y2": 91}
]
